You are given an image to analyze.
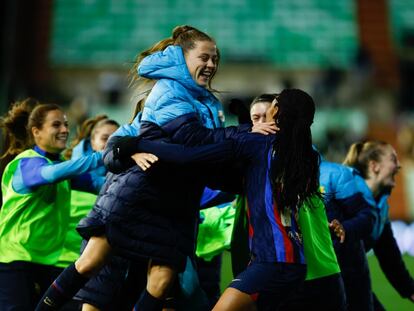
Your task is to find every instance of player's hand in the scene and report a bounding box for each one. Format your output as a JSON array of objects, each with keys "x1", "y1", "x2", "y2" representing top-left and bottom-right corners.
[
  {"x1": 409, "y1": 293, "x2": 414, "y2": 303},
  {"x1": 251, "y1": 122, "x2": 279, "y2": 135},
  {"x1": 131, "y1": 152, "x2": 158, "y2": 171},
  {"x1": 329, "y1": 219, "x2": 345, "y2": 243}
]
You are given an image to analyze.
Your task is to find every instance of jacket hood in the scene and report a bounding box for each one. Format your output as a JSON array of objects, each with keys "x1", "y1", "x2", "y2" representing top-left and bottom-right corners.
[{"x1": 137, "y1": 45, "x2": 211, "y2": 98}]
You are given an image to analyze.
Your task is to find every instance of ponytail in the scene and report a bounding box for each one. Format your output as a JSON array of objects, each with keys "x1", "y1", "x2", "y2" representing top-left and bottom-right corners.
[
  {"x1": 343, "y1": 140, "x2": 389, "y2": 178},
  {"x1": 0, "y1": 98, "x2": 39, "y2": 160},
  {"x1": 129, "y1": 37, "x2": 175, "y2": 88},
  {"x1": 343, "y1": 142, "x2": 364, "y2": 167},
  {"x1": 1, "y1": 98, "x2": 40, "y2": 207}
]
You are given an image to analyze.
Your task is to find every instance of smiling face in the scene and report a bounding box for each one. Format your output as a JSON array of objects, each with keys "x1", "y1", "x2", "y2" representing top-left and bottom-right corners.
[
  {"x1": 32, "y1": 109, "x2": 69, "y2": 154},
  {"x1": 374, "y1": 145, "x2": 401, "y2": 191},
  {"x1": 184, "y1": 40, "x2": 218, "y2": 88}
]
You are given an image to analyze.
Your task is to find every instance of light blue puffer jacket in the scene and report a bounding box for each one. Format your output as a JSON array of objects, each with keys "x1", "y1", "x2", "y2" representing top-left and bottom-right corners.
[
  {"x1": 319, "y1": 161, "x2": 375, "y2": 245},
  {"x1": 137, "y1": 45, "x2": 224, "y2": 129}
]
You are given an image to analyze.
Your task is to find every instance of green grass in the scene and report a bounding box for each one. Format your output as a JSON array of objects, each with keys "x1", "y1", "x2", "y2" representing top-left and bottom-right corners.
[
  {"x1": 368, "y1": 254, "x2": 414, "y2": 310},
  {"x1": 220, "y1": 252, "x2": 414, "y2": 309},
  {"x1": 220, "y1": 251, "x2": 233, "y2": 292}
]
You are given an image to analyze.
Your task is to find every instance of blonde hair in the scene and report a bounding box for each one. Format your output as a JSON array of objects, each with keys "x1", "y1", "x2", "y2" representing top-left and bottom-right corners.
[{"x1": 343, "y1": 140, "x2": 390, "y2": 178}]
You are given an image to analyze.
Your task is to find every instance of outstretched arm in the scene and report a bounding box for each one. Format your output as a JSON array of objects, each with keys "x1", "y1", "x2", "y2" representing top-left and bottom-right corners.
[
  {"x1": 71, "y1": 173, "x2": 105, "y2": 194},
  {"x1": 102, "y1": 112, "x2": 245, "y2": 174},
  {"x1": 373, "y1": 222, "x2": 414, "y2": 300},
  {"x1": 126, "y1": 139, "x2": 236, "y2": 165},
  {"x1": 13, "y1": 153, "x2": 103, "y2": 193},
  {"x1": 160, "y1": 113, "x2": 251, "y2": 146},
  {"x1": 103, "y1": 112, "x2": 275, "y2": 174}
]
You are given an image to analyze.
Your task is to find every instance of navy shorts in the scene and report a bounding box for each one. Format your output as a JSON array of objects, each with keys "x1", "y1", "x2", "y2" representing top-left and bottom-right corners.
[
  {"x1": 229, "y1": 261, "x2": 306, "y2": 310},
  {"x1": 74, "y1": 240, "x2": 147, "y2": 310},
  {"x1": 280, "y1": 273, "x2": 347, "y2": 311},
  {"x1": 75, "y1": 258, "x2": 147, "y2": 310}
]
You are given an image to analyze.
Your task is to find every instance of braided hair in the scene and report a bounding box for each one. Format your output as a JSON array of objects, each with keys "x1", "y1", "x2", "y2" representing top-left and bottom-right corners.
[{"x1": 270, "y1": 89, "x2": 320, "y2": 212}]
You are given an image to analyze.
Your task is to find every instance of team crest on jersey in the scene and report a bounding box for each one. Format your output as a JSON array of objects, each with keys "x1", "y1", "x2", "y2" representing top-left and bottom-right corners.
[{"x1": 281, "y1": 208, "x2": 303, "y2": 245}]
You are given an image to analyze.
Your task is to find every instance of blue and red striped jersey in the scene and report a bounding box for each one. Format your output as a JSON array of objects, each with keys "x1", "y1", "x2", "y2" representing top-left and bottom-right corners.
[{"x1": 239, "y1": 136, "x2": 305, "y2": 264}]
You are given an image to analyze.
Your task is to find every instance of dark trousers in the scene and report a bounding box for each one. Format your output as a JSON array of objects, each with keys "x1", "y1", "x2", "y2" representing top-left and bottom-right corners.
[
  {"x1": 196, "y1": 254, "x2": 222, "y2": 309},
  {"x1": 338, "y1": 241, "x2": 373, "y2": 311},
  {"x1": 76, "y1": 239, "x2": 147, "y2": 310},
  {"x1": 230, "y1": 262, "x2": 307, "y2": 311},
  {"x1": 0, "y1": 261, "x2": 63, "y2": 311}
]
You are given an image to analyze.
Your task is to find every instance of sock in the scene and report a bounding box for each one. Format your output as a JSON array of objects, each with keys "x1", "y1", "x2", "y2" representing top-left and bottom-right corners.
[
  {"x1": 35, "y1": 263, "x2": 89, "y2": 310},
  {"x1": 134, "y1": 289, "x2": 164, "y2": 311}
]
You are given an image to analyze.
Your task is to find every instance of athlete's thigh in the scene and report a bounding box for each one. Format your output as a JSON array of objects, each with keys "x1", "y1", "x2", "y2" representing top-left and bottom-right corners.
[{"x1": 213, "y1": 287, "x2": 257, "y2": 311}]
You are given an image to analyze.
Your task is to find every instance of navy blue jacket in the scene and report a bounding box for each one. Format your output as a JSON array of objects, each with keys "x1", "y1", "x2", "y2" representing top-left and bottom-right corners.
[
  {"x1": 80, "y1": 117, "x2": 248, "y2": 270},
  {"x1": 97, "y1": 137, "x2": 236, "y2": 268}
]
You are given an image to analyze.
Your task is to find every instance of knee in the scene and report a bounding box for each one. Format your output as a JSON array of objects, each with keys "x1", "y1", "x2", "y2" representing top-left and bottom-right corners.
[
  {"x1": 147, "y1": 266, "x2": 177, "y2": 299},
  {"x1": 75, "y1": 256, "x2": 104, "y2": 278},
  {"x1": 82, "y1": 303, "x2": 100, "y2": 311}
]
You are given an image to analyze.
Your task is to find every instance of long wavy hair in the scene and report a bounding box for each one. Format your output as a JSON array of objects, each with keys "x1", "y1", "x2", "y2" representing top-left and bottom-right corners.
[{"x1": 270, "y1": 89, "x2": 320, "y2": 212}]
